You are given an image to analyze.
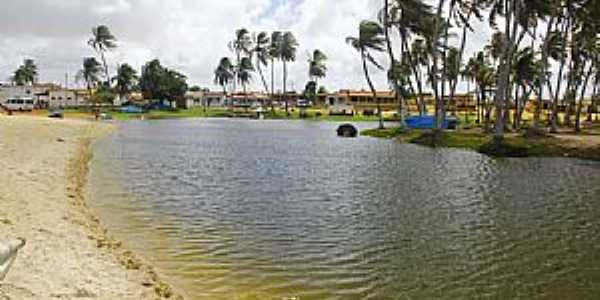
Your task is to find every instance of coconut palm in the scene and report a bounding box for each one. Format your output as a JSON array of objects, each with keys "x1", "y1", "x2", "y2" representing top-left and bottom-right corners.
[
  {"x1": 280, "y1": 32, "x2": 298, "y2": 114},
  {"x1": 214, "y1": 57, "x2": 235, "y2": 95},
  {"x1": 512, "y1": 46, "x2": 537, "y2": 130},
  {"x1": 269, "y1": 31, "x2": 283, "y2": 102},
  {"x1": 308, "y1": 49, "x2": 327, "y2": 85},
  {"x1": 237, "y1": 57, "x2": 255, "y2": 105},
  {"x1": 76, "y1": 57, "x2": 103, "y2": 99},
  {"x1": 252, "y1": 32, "x2": 271, "y2": 94},
  {"x1": 88, "y1": 25, "x2": 117, "y2": 84},
  {"x1": 112, "y1": 64, "x2": 138, "y2": 102},
  {"x1": 347, "y1": 20, "x2": 386, "y2": 129},
  {"x1": 229, "y1": 28, "x2": 253, "y2": 93},
  {"x1": 386, "y1": 0, "x2": 434, "y2": 117}
]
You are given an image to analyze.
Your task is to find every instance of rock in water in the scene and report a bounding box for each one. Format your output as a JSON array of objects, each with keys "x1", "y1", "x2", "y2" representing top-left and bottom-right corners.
[
  {"x1": 0, "y1": 238, "x2": 26, "y2": 281},
  {"x1": 337, "y1": 124, "x2": 358, "y2": 138}
]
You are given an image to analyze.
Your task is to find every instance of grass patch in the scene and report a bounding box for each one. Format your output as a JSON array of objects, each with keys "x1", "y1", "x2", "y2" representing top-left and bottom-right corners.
[{"x1": 361, "y1": 126, "x2": 600, "y2": 161}]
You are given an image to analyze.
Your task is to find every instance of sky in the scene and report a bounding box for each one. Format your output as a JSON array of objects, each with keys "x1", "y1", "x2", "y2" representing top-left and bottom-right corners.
[{"x1": 0, "y1": 0, "x2": 493, "y2": 93}]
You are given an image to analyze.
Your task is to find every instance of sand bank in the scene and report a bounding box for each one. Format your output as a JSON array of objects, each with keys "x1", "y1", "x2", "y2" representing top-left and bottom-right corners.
[{"x1": 0, "y1": 116, "x2": 181, "y2": 299}]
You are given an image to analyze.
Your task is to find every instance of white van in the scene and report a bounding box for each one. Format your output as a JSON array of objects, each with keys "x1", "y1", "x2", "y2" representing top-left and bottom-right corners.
[{"x1": 4, "y1": 97, "x2": 35, "y2": 111}]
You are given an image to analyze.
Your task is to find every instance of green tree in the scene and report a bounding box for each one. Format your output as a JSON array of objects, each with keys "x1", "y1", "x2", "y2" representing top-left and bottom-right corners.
[
  {"x1": 229, "y1": 28, "x2": 252, "y2": 93},
  {"x1": 252, "y1": 32, "x2": 271, "y2": 94},
  {"x1": 237, "y1": 57, "x2": 254, "y2": 104},
  {"x1": 113, "y1": 64, "x2": 138, "y2": 102},
  {"x1": 76, "y1": 57, "x2": 103, "y2": 99},
  {"x1": 281, "y1": 32, "x2": 299, "y2": 114},
  {"x1": 214, "y1": 57, "x2": 234, "y2": 95},
  {"x1": 308, "y1": 49, "x2": 327, "y2": 85},
  {"x1": 346, "y1": 20, "x2": 386, "y2": 129},
  {"x1": 139, "y1": 59, "x2": 188, "y2": 107},
  {"x1": 88, "y1": 25, "x2": 117, "y2": 84},
  {"x1": 11, "y1": 59, "x2": 38, "y2": 85}
]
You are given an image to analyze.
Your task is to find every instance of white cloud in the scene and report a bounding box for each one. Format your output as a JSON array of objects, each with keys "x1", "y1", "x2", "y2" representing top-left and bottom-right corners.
[{"x1": 0, "y1": 0, "x2": 493, "y2": 93}]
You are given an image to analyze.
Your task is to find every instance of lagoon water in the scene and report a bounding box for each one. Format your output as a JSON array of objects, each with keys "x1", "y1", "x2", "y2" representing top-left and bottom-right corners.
[{"x1": 89, "y1": 119, "x2": 600, "y2": 299}]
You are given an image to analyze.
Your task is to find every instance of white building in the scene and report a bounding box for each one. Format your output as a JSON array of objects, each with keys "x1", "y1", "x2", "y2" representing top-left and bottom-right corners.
[{"x1": 0, "y1": 84, "x2": 59, "y2": 107}]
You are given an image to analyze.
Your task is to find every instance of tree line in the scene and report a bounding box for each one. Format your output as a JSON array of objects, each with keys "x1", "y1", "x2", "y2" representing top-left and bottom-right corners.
[
  {"x1": 350, "y1": 0, "x2": 599, "y2": 136},
  {"x1": 214, "y1": 29, "x2": 328, "y2": 114},
  {"x1": 8, "y1": 25, "x2": 189, "y2": 105}
]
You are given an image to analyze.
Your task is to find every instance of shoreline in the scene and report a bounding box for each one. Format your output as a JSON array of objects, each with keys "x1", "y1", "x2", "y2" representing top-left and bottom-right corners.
[
  {"x1": 0, "y1": 116, "x2": 182, "y2": 299},
  {"x1": 361, "y1": 127, "x2": 600, "y2": 161}
]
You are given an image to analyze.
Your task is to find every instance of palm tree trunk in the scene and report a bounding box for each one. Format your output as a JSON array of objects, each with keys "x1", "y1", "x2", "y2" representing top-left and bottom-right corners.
[
  {"x1": 576, "y1": 63, "x2": 593, "y2": 133},
  {"x1": 383, "y1": 0, "x2": 404, "y2": 125},
  {"x1": 494, "y1": 0, "x2": 518, "y2": 142},
  {"x1": 256, "y1": 58, "x2": 270, "y2": 94},
  {"x1": 440, "y1": 1, "x2": 455, "y2": 120},
  {"x1": 535, "y1": 17, "x2": 556, "y2": 130},
  {"x1": 451, "y1": 8, "x2": 473, "y2": 117},
  {"x1": 271, "y1": 58, "x2": 275, "y2": 113},
  {"x1": 99, "y1": 51, "x2": 110, "y2": 85},
  {"x1": 551, "y1": 15, "x2": 570, "y2": 132},
  {"x1": 402, "y1": 37, "x2": 425, "y2": 115},
  {"x1": 362, "y1": 50, "x2": 383, "y2": 129},
  {"x1": 283, "y1": 60, "x2": 288, "y2": 114},
  {"x1": 431, "y1": 0, "x2": 447, "y2": 130}
]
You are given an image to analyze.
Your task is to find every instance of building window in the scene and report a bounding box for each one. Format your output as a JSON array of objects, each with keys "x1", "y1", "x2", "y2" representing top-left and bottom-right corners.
[{"x1": 51, "y1": 97, "x2": 56, "y2": 100}]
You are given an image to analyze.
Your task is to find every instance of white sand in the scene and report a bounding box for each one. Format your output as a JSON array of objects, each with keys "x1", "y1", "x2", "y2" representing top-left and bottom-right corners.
[{"x1": 0, "y1": 116, "x2": 181, "y2": 299}]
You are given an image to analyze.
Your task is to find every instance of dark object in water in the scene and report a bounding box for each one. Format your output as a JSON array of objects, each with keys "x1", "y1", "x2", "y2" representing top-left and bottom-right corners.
[{"x1": 337, "y1": 124, "x2": 358, "y2": 137}]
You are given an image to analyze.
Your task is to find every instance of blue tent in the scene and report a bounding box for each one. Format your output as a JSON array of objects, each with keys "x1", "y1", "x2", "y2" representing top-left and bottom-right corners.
[
  {"x1": 120, "y1": 105, "x2": 144, "y2": 114},
  {"x1": 405, "y1": 116, "x2": 457, "y2": 129}
]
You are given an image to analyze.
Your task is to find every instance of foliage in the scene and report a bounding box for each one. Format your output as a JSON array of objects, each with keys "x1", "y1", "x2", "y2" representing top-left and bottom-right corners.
[{"x1": 139, "y1": 59, "x2": 188, "y2": 101}]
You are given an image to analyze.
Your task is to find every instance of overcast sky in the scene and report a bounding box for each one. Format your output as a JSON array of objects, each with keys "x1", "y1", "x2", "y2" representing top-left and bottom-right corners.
[{"x1": 0, "y1": 0, "x2": 493, "y2": 92}]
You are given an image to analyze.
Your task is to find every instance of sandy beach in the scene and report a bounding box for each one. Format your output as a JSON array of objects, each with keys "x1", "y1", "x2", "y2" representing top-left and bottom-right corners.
[{"x1": 0, "y1": 116, "x2": 181, "y2": 299}]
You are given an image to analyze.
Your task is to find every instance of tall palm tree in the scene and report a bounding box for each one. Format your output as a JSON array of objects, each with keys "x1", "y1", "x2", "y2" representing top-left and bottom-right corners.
[
  {"x1": 229, "y1": 28, "x2": 252, "y2": 93},
  {"x1": 269, "y1": 31, "x2": 283, "y2": 104},
  {"x1": 76, "y1": 57, "x2": 103, "y2": 99},
  {"x1": 112, "y1": 63, "x2": 138, "y2": 103},
  {"x1": 280, "y1": 32, "x2": 298, "y2": 114},
  {"x1": 347, "y1": 20, "x2": 386, "y2": 129},
  {"x1": 214, "y1": 57, "x2": 235, "y2": 95},
  {"x1": 308, "y1": 49, "x2": 327, "y2": 85},
  {"x1": 388, "y1": 0, "x2": 434, "y2": 116},
  {"x1": 252, "y1": 32, "x2": 271, "y2": 94},
  {"x1": 88, "y1": 25, "x2": 117, "y2": 84},
  {"x1": 237, "y1": 57, "x2": 255, "y2": 105}
]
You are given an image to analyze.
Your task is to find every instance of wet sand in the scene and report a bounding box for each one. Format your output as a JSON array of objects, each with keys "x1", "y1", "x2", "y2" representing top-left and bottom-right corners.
[{"x1": 0, "y1": 116, "x2": 181, "y2": 299}]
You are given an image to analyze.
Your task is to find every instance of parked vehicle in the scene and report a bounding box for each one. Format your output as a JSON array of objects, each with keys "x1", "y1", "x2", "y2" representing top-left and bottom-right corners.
[
  {"x1": 3, "y1": 97, "x2": 35, "y2": 111},
  {"x1": 48, "y1": 109, "x2": 64, "y2": 118}
]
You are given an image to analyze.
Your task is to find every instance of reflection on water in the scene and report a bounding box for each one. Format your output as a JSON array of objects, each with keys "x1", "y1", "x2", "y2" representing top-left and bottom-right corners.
[{"x1": 89, "y1": 119, "x2": 600, "y2": 299}]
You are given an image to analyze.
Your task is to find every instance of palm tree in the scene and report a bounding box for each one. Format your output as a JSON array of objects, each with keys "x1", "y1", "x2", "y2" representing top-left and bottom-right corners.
[
  {"x1": 387, "y1": 0, "x2": 434, "y2": 116},
  {"x1": 76, "y1": 57, "x2": 103, "y2": 99},
  {"x1": 229, "y1": 28, "x2": 252, "y2": 93},
  {"x1": 347, "y1": 20, "x2": 386, "y2": 129},
  {"x1": 269, "y1": 31, "x2": 283, "y2": 105},
  {"x1": 512, "y1": 46, "x2": 537, "y2": 130},
  {"x1": 280, "y1": 32, "x2": 299, "y2": 114},
  {"x1": 88, "y1": 25, "x2": 117, "y2": 84},
  {"x1": 308, "y1": 49, "x2": 327, "y2": 85},
  {"x1": 237, "y1": 57, "x2": 255, "y2": 105},
  {"x1": 112, "y1": 64, "x2": 138, "y2": 103},
  {"x1": 252, "y1": 32, "x2": 271, "y2": 94},
  {"x1": 214, "y1": 57, "x2": 235, "y2": 95}
]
